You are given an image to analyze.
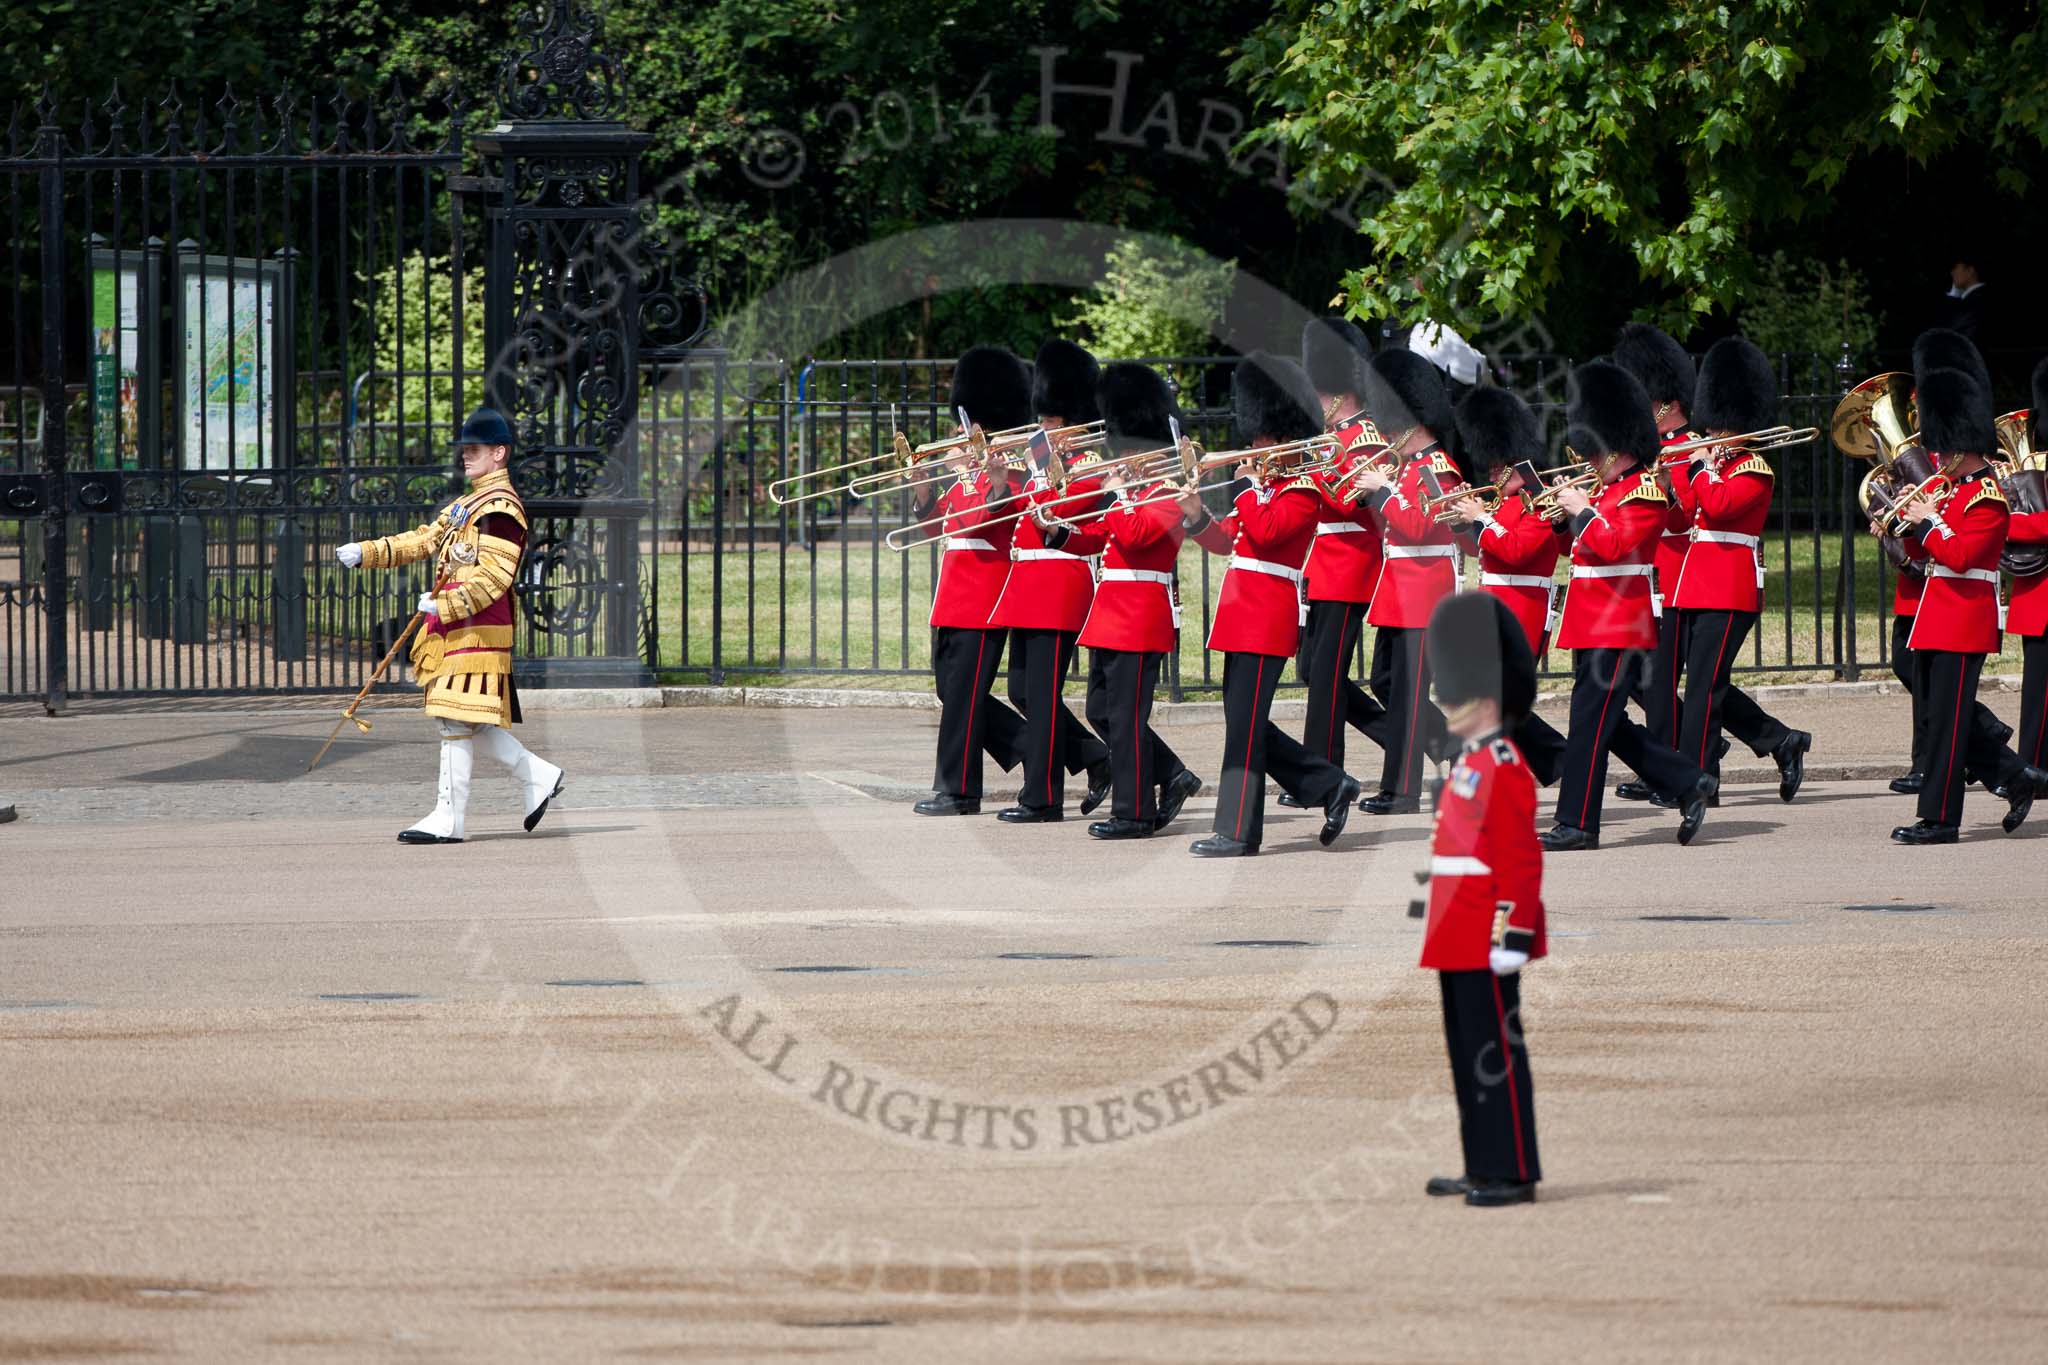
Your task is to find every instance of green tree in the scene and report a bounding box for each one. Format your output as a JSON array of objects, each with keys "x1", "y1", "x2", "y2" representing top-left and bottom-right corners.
[
  {"x1": 1237, "y1": 1, "x2": 2048, "y2": 340},
  {"x1": 1738, "y1": 252, "x2": 1883, "y2": 363},
  {"x1": 1061, "y1": 238, "x2": 1237, "y2": 358}
]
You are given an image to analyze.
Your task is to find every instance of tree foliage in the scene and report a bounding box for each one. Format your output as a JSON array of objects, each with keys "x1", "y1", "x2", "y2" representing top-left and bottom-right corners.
[
  {"x1": 1237, "y1": 1, "x2": 2048, "y2": 341},
  {"x1": 1061, "y1": 239, "x2": 1237, "y2": 358}
]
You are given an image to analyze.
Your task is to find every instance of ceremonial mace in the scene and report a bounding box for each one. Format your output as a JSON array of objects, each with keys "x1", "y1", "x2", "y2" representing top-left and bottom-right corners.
[{"x1": 305, "y1": 611, "x2": 425, "y2": 773}]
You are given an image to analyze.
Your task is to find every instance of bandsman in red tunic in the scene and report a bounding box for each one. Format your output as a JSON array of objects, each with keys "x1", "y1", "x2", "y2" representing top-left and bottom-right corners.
[
  {"x1": 1052, "y1": 363, "x2": 1204, "y2": 839},
  {"x1": 1349, "y1": 350, "x2": 1465, "y2": 814},
  {"x1": 1541, "y1": 362, "x2": 1716, "y2": 852},
  {"x1": 1611, "y1": 323, "x2": 1698, "y2": 777},
  {"x1": 910, "y1": 347, "x2": 1031, "y2": 816},
  {"x1": 1417, "y1": 591, "x2": 1544, "y2": 1207},
  {"x1": 1667, "y1": 338, "x2": 1813, "y2": 801},
  {"x1": 1443, "y1": 385, "x2": 1567, "y2": 785},
  {"x1": 334, "y1": 408, "x2": 566, "y2": 843},
  {"x1": 1288, "y1": 317, "x2": 1390, "y2": 789},
  {"x1": 1180, "y1": 353, "x2": 1362, "y2": 856},
  {"x1": 1889, "y1": 366, "x2": 2044, "y2": 843},
  {"x1": 985, "y1": 340, "x2": 1111, "y2": 822},
  {"x1": 2008, "y1": 361, "x2": 2048, "y2": 772}
]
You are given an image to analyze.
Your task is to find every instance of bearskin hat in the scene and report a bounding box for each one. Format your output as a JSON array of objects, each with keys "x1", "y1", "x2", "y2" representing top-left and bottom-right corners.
[
  {"x1": 949, "y1": 346, "x2": 1034, "y2": 432},
  {"x1": 1612, "y1": 323, "x2": 1696, "y2": 411},
  {"x1": 1912, "y1": 327, "x2": 1989, "y2": 392},
  {"x1": 1097, "y1": 362, "x2": 1179, "y2": 453},
  {"x1": 1565, "y1": 360, "x2": 1658, "y2": 465},
  {"x1": 1231, "y1": 352, "x2": 1322, "y2": 446},
  {"x1": 1916, "y1": 366, "x2": 1995, "y2": 457},
  {"x1": 1362, "y1": 348, "x2": 1454, "y2": 441},
  {"x1": 1691, "y1": 337, "x2": 1779, "y2": 435},
  {"x1": 1300, "y1": 316, "x2": 1372, "y2": 398},
  {"x1": 1031, "y1": 339, "x2": 1101, "y2": 425},
  {"x1": 1426, "y1": 591, "x2": 1538, "y2": 722},
  {"x1": 2031, "y1": 357, "x2": 2048, "y2": 449},
  {"x1": 1453, "y1": 387, "x2": 1544, "y2": 480}
]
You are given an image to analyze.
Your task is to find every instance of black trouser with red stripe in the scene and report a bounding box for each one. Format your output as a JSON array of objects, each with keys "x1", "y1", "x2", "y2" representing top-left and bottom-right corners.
[
  {"x1": 1637, "y1": 599, "x2": 1685, "y2": 747},
  {"x1": 1004, "y1": 627, "x2": 1109, "y2": 812},
  {"x1": 1439, "y1": 969, "x2": 1541, "y2": 1186},
  {"x1": 1084, "y1": 647, "x2": 1187, "y2": 823},
  {"x1": 1299, "y1": 599, "x2": 1388, "y2": 769},
  {"x1": 1677, "y1": 609, "x2": 1793, "y2": 777},
  {"x1": 1513, "y1": 713, "x2": 1568, "y2": 788},
  {"x1": 1215, "y1": 650, "x2": 1346, "y2": 847},
  {"x1": 2019, "y1": 634, "x2": 2048, "y2": 771},
  {"x1": 931, "y1": 625, "x2": 1024, "y2": 799},
  {"x1": 1892, "y1": 613, "x2": 1928, "y2": 774},
  {"x1": 1369, "y1": 626, "x2": 1444, "y2": 797},
  {"x1": 1913, "y1": 649, "x2": 2026, "y2": 826},
  {"x1": 1553, "y1": 648, "x2": 1705, "y2": 836}
]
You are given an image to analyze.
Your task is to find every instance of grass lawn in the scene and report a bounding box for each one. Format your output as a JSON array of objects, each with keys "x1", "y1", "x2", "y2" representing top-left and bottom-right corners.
[{"x1": 651, "y1": 529, "x2": 2025, "y2": 694}]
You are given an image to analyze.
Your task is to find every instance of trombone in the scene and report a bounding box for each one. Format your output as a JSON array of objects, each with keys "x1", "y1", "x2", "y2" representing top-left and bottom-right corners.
[
  {"x1": 766, "y1": 417, "x2": 1090, "y2": 506},
  {"x1": 881, "y1": 436, "x2": 1145, "y2": 552},
  {"x1": 1658, "y1": 425, "x2": 1821, "y2": 463},
  {"x1": 849, "y1": 420, "x2": 1106, "y2": 500}
]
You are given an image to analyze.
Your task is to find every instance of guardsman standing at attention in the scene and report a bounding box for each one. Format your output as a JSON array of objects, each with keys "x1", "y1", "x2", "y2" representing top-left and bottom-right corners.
[
  {"x1": 986, "y1": 339, "x2": 1111, "y2": 822},
  {"x1": 1445, "y1": 386, "x2": 1567, "y2": 786},
  {"x1": 1057, "y1": 362, "x2": 1204, "y2": 839},
  {"x1": 910, "y1": 346, "x2": 1031, "y2": 816},
  {"x1": 1288, "y1": 316, "x2": 1389, "y2": 795},
  {"x1": 1181, "y1": 353, "x2": 1363, "y2": 857},
  {"x1": 1418, "y1": 591, "x2": 1544, "y2": 1208},
  {"x1": 1610, "y1": 323, "x2": 1698, "y2": 800},
  {"x1": 1889, "y1": 367, "x2": 2046, "y2": 844},
  {"x1": 1667, "y1": 338, "x2": 1813, "y2": 801},
  {"x1": 1349, "y1": 350, "x2": 1466, "y2": 814},
  {"x1": 1541, "y1": 362, "x2": 1716, "y2": 852},
  {"x1": 334, "y1": 407, "x2": 565, "y2": 844}
]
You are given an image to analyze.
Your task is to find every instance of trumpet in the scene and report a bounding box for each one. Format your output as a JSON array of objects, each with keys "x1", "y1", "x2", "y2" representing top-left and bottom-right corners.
[
  {"x1": 1327, "y1": 441, "x2": 1404, "y2": 500},
  {"x1": 1867, "y1": 472, "x2": 1954, "y2": 537},
  {"x1": 1658, "y1": 425, "x2": 1821, "y2": 464},
  {"x1": 1424, "y1": 480, "x2": 1506, "y2": 524},
  {"x1": 1529, "y1": 465, "x2": 1602, "y2": 518}
]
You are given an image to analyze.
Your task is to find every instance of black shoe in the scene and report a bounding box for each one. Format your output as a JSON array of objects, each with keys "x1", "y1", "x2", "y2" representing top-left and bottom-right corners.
[
  {"x1": 524, "y1": 773, "x2": 566, "y2": 833},
  {"x1": 1320, "y1": 776, "x2": 1362, "y2": 847},
  {"x1": 1891, "y1": 820, "x2": 1959, "y2": 845},
  {"x1": 1079, "y1": 762, "x2": 1113, "y2": 816},
  {"x1": 997, "y1": 804, "x2": 1062, "y2": 824},
  {"x1": 1774, "y1": 730, "x2": 1811, "y2": 803},
  {"x1": 1676, "y1": 775, "x2": 1718, "y2": 846},
  {"x1": 396, "y1": 830, "x2": 463, "y2": 845},
  {"x1": 1276, "y1": 792, "x2": 1308, "y2": 808},
  {"x1": 913, "y1": 795, "x2": 980, "y2": 816},
  {"x1": 1425, "y1": 1175, "x2": 1471, "y2": 1197},
  {"x1": 1360, "y1": 790, "x2": 1421, "y2": 815},
  {"x1": 1088, "y1": 817, "x2": 1154, "y2": 840},
  {"x1": 1155, "y1": 770, "x2": 1202, "y2": 830},
  {"x1": 1464, "y1": 1181, "x2": 1537, "y2": 1208},
  {"x1": 2002, "y1": 767, "x2": 2046, "y2": 834},
  {"x1": 1889, "y1": 771, "x2": 1925, "y2": 795},
  {"x1": 1190, "y1": 834, "x2": 1258, "y2": 857},
  {"x1": 1538, "y1": 824, "x2": 1598, "y2": 852},
  {"x1": 1614, "y1": 779, "x2": 1655, "y2": 802}
]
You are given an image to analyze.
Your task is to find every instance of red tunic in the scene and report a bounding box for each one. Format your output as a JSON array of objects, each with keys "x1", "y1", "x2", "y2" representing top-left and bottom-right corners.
[
  {"x1": 1302, "y1": 419, "x2": 1384, "y2": 605},
  {"x1": 1070, "y1": 483, "x2": 1186, "y2": 655},
  {"x1": 987, "y1": 473, "x2": 1105, "y2": 632},
  {"x1": 1190, "y1": 479, "x2": 1320, "y2": 658},
  {"x1": 1420, "y1": 732, "x2": 1546, "y2": 972},
  {"x1": 1366, "y1": 445, "x2": 1464, "y2": 628},
  {"x1": 1654, "y1": 430, "x2": 1701, "y2": 611},
  {"x1": 1907, "y1": 473, "x2": 2008, "y2": 654},
  {"x1": 1556, "y1": 468, "x2": 1667, "y2": 651},
  {"x1": 1892, "y1": 535, "x2": 1928, "y2": 617},
  {"x1": 2006, "y1": 508, "x2": 2048, "y2": 638},
  {"x1": 1475, "y1": 496, "x2": 1561, "y2": 654},
  {"x1": 1671, "y1": 450, "x2": 1773, "y2": 613},
  {"x1": 927, "y1": 470, "x2": 1025, "y2": 629}
]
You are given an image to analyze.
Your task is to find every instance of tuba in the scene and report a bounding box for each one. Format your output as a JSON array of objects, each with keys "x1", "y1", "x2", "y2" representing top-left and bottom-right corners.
[{"x1": 1996, "y1": 409, "x2": 2045, "y2": 577}]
